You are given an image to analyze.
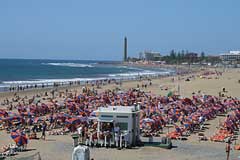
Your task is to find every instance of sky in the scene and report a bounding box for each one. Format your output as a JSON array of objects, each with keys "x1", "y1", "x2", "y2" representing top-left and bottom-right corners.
[{"x1": 0, "y1": 0, "x2": 240, "y2": 60}]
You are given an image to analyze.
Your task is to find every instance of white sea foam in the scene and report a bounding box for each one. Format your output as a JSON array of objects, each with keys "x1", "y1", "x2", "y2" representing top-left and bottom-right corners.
[
  {"x1": 115, "y1": 66, "x2": 144, "y2": 71},
  {"x1": 0, "y1": 69, "x2": 173, "y2": 88},
  {"x1": 108, "y1": 70, "x2": 170, "y2": 77},
  {"x1": 2, "y1": 78, "x2": 106, "y2": 85},
  {"x1": 42, "y1": 63, "x2": 94, "y2": 68}
]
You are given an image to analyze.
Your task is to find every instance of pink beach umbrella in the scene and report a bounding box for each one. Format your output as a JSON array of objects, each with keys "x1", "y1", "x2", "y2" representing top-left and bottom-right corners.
[
  {"x1": 34, "y1": 117, "x2": 44, "y2": 123},
  {"x1": 0, "y1": 109, "x2": 8, "y2": 117},
  {"x1": 11, "y1": 129, "x2": 28, "y2": 146},
  {"x1": 20, "y1": 112, "x2": 33, "y2": 117},
  {"x1": 142, "y1": 118, "x2": 155, "y2": 123}
]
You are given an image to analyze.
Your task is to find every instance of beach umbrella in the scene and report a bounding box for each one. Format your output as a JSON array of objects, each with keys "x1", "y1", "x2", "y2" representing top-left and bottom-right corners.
[
  {"x1": 66, "y1": 98, "x2": 73, "y2": 102},
  {"x1": 3, "y1": 116, "x2": 22, "y2": 122},
  {"x1": 183, "y1": 98, "x2": 193, "y2": 105},
  {"x1": 34, "y1": 117, "x2": 44, "y2": 123},
  {"x1": 78, "y1": 116, "x2": 89, "y2": 122},
  {"x1": 167, "y1": 91, "x2": 173, "y2": 97},
  {"x1": 61, "y1": 113, "x2": 71, "y2": 117},
  {"x1": 0, "y1": 109, "x2": 8, "y2": 117},
  {"x1": 0, "y1": 112, "x2": 5, "y2": 117},
  {"x1": 142, "y1": 118, "x2": 155, "y2": 123},
  {"x1": 89, "y1": 112, "x2": 96, "y2": 117},
  {"x1": 30, "y1": 105, "x2": 37, "y2": 112},
  {"x1": 56, "y1": 113, "x2": 71, "y2": 119},
  {"x1": 88, "y1": 116, "x2": 97, "y2": 120},
  {"x1": 7, "y1": 112, "x2": 19, "y2": 117},
  {"x1": 11, "y1": 129, "x2": 28, "y2": 146},
  {"x1": 65, "y1": 118, "x2": 81, "y2": 125},
  {"x1": 20, "y1": 112, "x2": 33, "y2": 117}
]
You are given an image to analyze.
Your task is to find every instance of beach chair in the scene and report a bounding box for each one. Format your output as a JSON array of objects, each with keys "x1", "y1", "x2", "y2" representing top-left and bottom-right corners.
[
  {"x1": 3, "y1": 148, "x2": 15, "y2": 157},
  {"x1": 16, "y1": 145, "x2": 24, "y2": 152}
]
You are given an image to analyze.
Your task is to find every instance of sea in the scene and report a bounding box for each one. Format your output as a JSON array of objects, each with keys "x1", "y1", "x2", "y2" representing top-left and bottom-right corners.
[{"x1": 0, "y1": 59, "x2": 174, "y2": 92}]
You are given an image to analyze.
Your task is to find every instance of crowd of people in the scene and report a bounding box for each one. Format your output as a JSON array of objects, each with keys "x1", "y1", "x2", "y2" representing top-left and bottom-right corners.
[{"x1": 0, "y1": 69, "x2": 239, "y2": 154}]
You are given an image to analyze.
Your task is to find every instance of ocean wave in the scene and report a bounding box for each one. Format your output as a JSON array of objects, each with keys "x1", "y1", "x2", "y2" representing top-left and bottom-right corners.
[
  {"x1": 108, "y1": 70, "x2": 170, "y2": 77},
  {"x1": 115, "y1": 66, "x2": 144, "y2": 71},
  {"x1": 42, "y1": 63, "x2": 94, "y2": 68},
  {"x1": 1, "y1": 70, "x2": 172, "y2": 87},
  {"x1": 2, "y1": 78, "x2": 107, "y2": 85}
]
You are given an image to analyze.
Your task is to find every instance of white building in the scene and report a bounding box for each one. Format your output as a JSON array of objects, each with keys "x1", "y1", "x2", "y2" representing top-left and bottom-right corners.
[
  {"x1": 220, "y1": 51, "x2": 240, "y2": 62},
  {"x1": 144, "y1": 51, "x2": 161, "y2": 61},
  {"x1": 94, "y1": 105, "x2": 140, "y2": 146}
]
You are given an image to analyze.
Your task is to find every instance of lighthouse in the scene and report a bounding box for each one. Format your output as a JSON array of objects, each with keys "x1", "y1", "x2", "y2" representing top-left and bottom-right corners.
[{"x1": 124, "y1": 37, "x2": 127, "y2": 61}]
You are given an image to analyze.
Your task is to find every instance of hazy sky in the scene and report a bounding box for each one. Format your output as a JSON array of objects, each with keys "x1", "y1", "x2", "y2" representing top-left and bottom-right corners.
[{"x1": 0, "y1": 0, "x2": 240, "y2": 60}]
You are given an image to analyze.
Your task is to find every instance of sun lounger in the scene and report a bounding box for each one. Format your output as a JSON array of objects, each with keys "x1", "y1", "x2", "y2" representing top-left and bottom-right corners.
[{"x1": 2, "y1": 148, "x2": 15, "y2": 157}]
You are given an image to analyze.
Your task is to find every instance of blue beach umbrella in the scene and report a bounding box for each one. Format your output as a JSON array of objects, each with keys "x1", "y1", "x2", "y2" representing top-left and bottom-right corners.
[
  {"x1": 20, "y1": 112, "x2": 33, "y2": 117},
  {"x1": 11, "y1": 129, "x2": 28, "y2": 146},
  {"x1": 4, "y1": 116, "x2": 22, "y2": 121}
]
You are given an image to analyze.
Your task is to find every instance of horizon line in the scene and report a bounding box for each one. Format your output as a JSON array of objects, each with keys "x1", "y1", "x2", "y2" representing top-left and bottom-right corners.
[{"x1": 0, "y1": 57, "x2": 122, "y2": 61}]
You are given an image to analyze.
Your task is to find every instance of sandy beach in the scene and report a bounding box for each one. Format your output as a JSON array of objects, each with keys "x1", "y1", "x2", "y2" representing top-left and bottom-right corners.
[
  {"x1": 1, "y1": 67, "x2": 240, "y2": 160},
  {"x1": 2, "y1": 0, "x2": 240, "y2": 159}
]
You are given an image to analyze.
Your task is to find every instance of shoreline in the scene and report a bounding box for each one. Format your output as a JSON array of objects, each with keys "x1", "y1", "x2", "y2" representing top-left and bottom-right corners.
[
  {"x1": 0, "y1": 66, "x2": 196, "y2": 102},
  {"x1": 0, "y1": 67, "x2": 240, "y2": 160},
  {"x1": 0, "y1": 66, "x2": 209, "y2": 109},
  {"x1": 0, "y1": 63, "x2": 199, "y2": 94},
  {"x1": 0, "y1": 65, "x2": 176, "y2": 93}
]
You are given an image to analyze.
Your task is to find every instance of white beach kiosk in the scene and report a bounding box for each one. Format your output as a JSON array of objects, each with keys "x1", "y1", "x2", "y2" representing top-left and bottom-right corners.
[{"x1": 94, "y1": 105, "x2": 140, "y2": 147}]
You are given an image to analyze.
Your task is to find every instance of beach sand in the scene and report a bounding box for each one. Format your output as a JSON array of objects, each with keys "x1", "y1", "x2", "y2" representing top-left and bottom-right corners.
[{"x1": 1, "y1": 67, "x2": 240, "y2": 160}]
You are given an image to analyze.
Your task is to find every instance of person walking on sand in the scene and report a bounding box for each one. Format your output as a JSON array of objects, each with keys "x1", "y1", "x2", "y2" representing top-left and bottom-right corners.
[
  {"x1": 226, "y1": 137, "x2": 231, "y2": 160},
  {"x1": 41, "y1": 121, "x2": 47, "y2": 140}
]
